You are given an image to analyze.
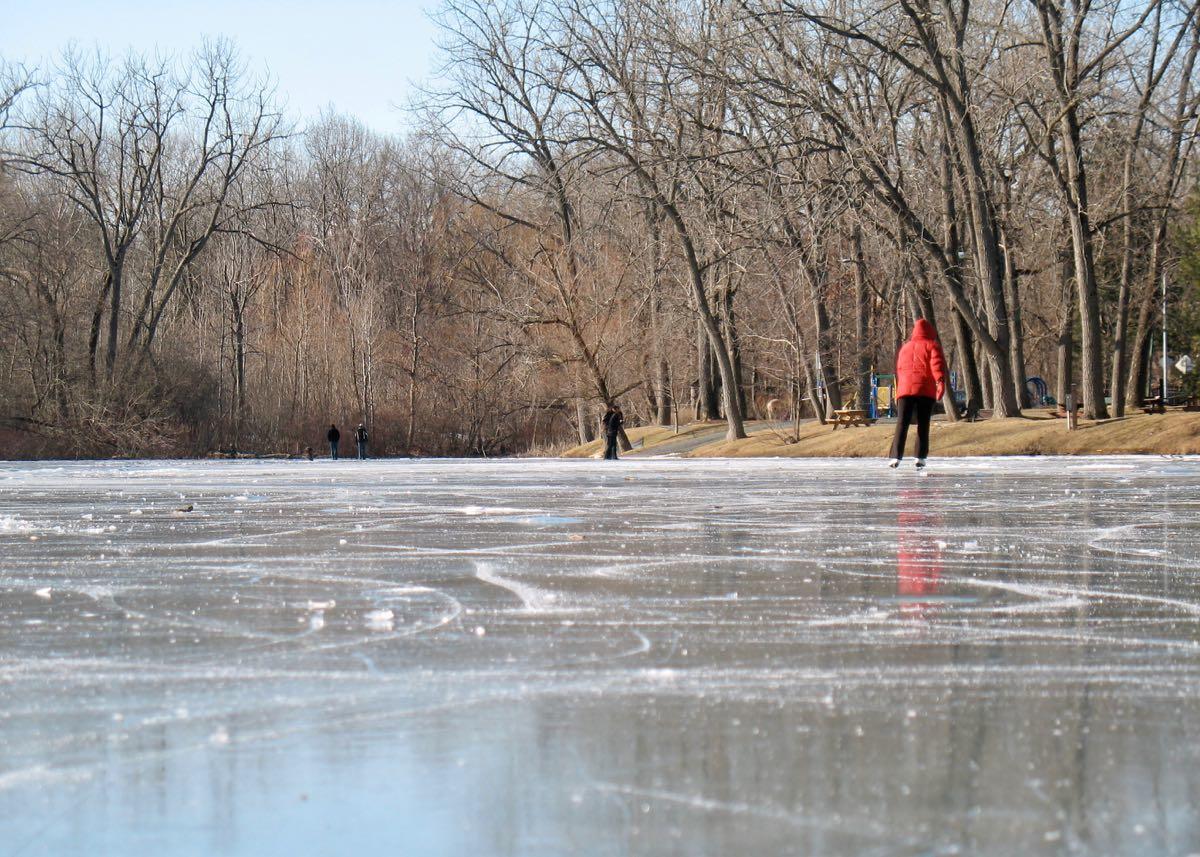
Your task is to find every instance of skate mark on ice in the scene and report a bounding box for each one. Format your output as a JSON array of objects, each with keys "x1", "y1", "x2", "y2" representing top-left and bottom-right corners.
[
  {"x1": 475, "y1": 561, "x2": 564, "y2": 613},
  {"x1": 590, "y1": 781, "x2": 888, "y2": 838}
]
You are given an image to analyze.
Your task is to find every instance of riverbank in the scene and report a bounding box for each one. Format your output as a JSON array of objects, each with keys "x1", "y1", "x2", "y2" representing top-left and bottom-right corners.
[{"x1": 562, "y1": 411, "x2": 1200, "y2": 458}]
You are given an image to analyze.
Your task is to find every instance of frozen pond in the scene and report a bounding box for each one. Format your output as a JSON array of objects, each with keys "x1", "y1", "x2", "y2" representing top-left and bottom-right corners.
[{"x1": 1, "y1": 456, "x2": 1199, "y2": 856}]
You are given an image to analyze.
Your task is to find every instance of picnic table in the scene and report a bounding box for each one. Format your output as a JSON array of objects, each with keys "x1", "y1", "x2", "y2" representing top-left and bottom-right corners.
[
  {"x1": 1144, "y1": 394, "x2": 1200, "y2": 413},
  {"x1": 831, "y1": 408, "x2": 876, "y2": 429}
]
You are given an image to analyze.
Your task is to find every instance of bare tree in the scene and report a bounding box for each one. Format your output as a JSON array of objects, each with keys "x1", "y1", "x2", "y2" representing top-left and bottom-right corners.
[
  {"x1": 11, "y1": 43, "x2": 283, "y2": 383},
  {"x1": 426, "y1": 0, "x2": 638, "y2": 448},
  {"x1": 552, "y1": 0, "x2": 751, "y2": 439}
]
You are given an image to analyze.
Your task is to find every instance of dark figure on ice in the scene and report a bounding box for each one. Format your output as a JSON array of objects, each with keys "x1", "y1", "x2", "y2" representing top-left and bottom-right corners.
[
  {"x1": 602, "y1": 404, "x2": 624, "y2": 460},
  {"x1": 327, "y1": 423, "x2": 341, "y2": 460},
  {"x1": 889, "y1": 319, "x2": 947, "y2": 470},
  {"x1": 355, "y1": 423, "x2": 368, "y2": 459},
  {"x1": 305, "y1": 446, "x2": 314, "y2": 461}
]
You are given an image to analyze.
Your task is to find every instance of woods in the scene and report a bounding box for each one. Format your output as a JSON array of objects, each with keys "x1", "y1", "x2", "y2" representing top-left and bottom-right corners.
[{"x1": 2, "y1": 0, "x2": 1199, "y2": 458}]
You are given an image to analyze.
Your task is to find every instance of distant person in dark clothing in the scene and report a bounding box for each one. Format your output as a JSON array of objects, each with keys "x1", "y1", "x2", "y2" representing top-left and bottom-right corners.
[
  {"x1": 602, "y1": 404, "x2": 624, "y2": 460},
  {"x1": 889, "y1": 319, "x2": 948, "y2": 470},
  {"x1": 305, "y1": 446, "x2": 314, "y2": 461},
  {"x1": 327, "y1": 424, "x2": 341, "y2": 460},
  {"x1": 355, "y1": 424, "x2": 368, "y2": 459}
]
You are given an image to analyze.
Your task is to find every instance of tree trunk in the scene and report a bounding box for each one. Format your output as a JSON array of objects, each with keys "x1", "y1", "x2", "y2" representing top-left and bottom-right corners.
[
  {"x1": 232, "y1": 295, "x2": 246, "y2": 450},
  {"x1": 1000, "y1": 226, "x2": 1029, "y2": 408},
  {"x1": 656, "y1": 357, "x2": 671, "y2": 426},
  {"x1": 622, "y1": 169, "x2": 745, "y2": 438},
  {"x1": 697, "y1": 317, "x2": 720, "y2": 421},
  {"x1": 852, "y1": 225, "x2": 871, "y2": 411},
  {"x1": 1032, "y1": 1, "x2": 1109, "y2": 419},
  {"x1": 721, "y1": 285, "x2": 747, "y2": 418},
  {"x1": 910, "y1": 285, "x2": 935, "y2": 324},
  {"x1": 1110, "y1": 131, "x2": 1146, "y2": 417},
  {"x1": 1063, "y1": 163, "x2": 1109, "y2": 419},
  {"x1": 801, "y1": 352, "x2": 824, "y2": 423},
  {"x1": 576, "y1": 397, "x2": 594, "y2": 444},
  {"x1": 808, "y1": 268, "x2": 842, "y2": 413},
  {"x1": 948, "y1": 113, "x2": 1021, "y2": 417},
  {"x1": 52, "y1": 321, "x2": 69, "y2": 423},
  {"x1": 1124, "y1": 26, "x2": 1197, "y2": 409},
  {"x1": 1128, "y1": 323, "x2": 1153, "y2": 406},
  {"x1": 909, "y1": 282, "x2": 959, "y2": 421},
  {"x1": 950, "y1": 307, "x2": 982, "y2": 417},
  {"x1": 1056, "y1": 251, "x2": 1076, "y2": 409},
  {"x1": 651, "y1": 293, "x2": 671, "y2": 426},
  {"x1": 644, "y1": 355, "x2": 659, "y2": 417},
  {"x1": 407, "y1": 304, "x2": 420, "y2": 451},
  {"x1": 105, "y1": 265, "x2": 123, "y2": 381},
  {"x1": 647, "y1": 208, "x2": 672, "y2": 427},
  {"x1": 1126, "y1": 283, "x2": 1156, "y2": 412},
  {"x1": 977, "y1": 340, "x2": 993, "y2": 411},
  {"x1": 88, "y1": 273, "x2": 112, "y2": 383},
  {"x1": 1056, "y1": 314, "x2": 1074, "y2": 412},
  {"x1": 1126, "y1": 246, "x2": 1164, "y2": 410},
  {"x1": 933, "y1": 138, "x2": 970, "y2": 421}
]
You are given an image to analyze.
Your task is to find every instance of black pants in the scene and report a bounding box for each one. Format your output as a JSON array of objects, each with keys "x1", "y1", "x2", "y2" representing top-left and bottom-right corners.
[
  {"x1": 890, "y1": 396, "x2": 935, "y2": 461},
  {"x1": 329, "y1": 441, "x2": 339, "y2": 460},
  {"x1": 357, "y1": 440, "x2": 367, "y2": 460},
  {"x1": 603, "y1": 433, "x2": 620, "y2": 460}
]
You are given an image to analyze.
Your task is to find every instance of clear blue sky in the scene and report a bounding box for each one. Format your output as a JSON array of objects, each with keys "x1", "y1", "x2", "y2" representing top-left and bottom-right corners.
[{"x1": 1, "y1": 0, "x2": 442, "y2": 134}]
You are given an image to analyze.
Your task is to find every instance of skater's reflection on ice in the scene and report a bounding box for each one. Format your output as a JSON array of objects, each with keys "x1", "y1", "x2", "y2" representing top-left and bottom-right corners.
[{"x1": 896, "y1": 487, "x2": 944, "y2": 621}]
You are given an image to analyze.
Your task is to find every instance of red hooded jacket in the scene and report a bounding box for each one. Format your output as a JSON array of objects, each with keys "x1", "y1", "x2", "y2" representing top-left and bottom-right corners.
[{"x1": 895, "y1": 319, "x2": 948, "y2": 400}]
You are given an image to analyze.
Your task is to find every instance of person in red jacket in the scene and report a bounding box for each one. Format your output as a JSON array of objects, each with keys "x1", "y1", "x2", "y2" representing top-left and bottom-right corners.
[{"x1": 889, "y1": 318, "x2": 948, "y2": 469}]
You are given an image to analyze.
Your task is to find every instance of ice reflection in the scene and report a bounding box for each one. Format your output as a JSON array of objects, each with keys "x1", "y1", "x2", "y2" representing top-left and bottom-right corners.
[{"x1": 896, "y1": 486, "x2": 945, "y2": 621}]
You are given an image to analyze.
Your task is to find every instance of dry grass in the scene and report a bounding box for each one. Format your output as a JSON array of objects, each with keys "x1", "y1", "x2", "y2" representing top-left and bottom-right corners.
[
  {"x1": 560, "y1": 422, "x2": 727, "y2": 458},
  {"x1": 561, "y1": 411, "x2": 1200, "y2": 458}
]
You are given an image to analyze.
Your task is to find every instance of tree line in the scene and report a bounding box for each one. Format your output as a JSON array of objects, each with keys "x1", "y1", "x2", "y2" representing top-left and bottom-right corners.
[{"x1": 1, "y1": 0, "x2": 1198, "y2": 458}]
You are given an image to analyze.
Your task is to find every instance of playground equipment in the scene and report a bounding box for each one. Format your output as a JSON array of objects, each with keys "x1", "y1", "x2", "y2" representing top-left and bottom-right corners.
[
  {"x1": 872, "y1": 370, "x2": 966, "y2": 418},
  {"x1": 871, "y1": 372, "x2": 1060, "y2": 417},
  {"x1": 869, "y1": 373, "x2": 895, "y2": 419},
  {"x1": 1025, "y1": 376, "x2": 1055, "y2": 407},
  {"x1": 947, "y1": 371, "x2": 967, "y2": 408}
]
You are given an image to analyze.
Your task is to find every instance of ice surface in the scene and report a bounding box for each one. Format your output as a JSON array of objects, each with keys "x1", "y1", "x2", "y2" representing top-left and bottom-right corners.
[{"x1": 1, "y1": 456, "x2": 1199, "y2": 856}]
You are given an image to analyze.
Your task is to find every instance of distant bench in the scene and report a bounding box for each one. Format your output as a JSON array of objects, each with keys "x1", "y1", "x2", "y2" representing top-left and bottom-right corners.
[
  {"x1": 831, "y1": 408, "x2": 876, "y2": 429},
  {"x1": 1143, "y1": 395, "x2": 1200, "y2": 414}
]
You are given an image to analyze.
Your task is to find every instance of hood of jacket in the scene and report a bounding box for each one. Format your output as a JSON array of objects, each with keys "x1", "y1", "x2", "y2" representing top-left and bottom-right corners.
[{"x1": 910, "y1": 319, "x2": 937, "y2": 341}]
